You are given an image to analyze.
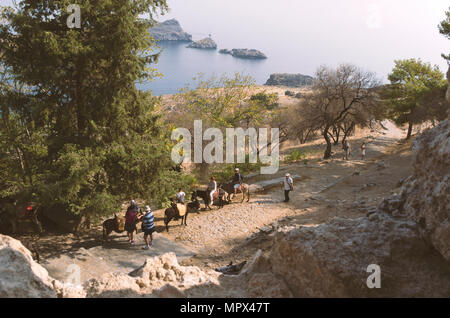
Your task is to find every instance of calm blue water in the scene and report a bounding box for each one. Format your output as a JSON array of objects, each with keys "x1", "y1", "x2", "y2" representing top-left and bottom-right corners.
[
  {"x1": 137, "y1": 0, "x2": 449, "y2": 96},
  {"x1": 140, "y1": 41, "x2": 275, "y2": 96}
]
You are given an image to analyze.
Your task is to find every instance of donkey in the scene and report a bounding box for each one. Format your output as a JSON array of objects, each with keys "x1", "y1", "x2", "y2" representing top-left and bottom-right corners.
[
  {"x1": 102, "y1": 211, "x2": 142, "y2": 241},
  {"x1": 192, "y1": 188, "x2": 227, "y2": 210},
  {"x1": 164, "y1": 195, "x2": 200, "y2": 232},
  {"x1": 219, "y1": 182, "x2": 250, "y2": 203}
]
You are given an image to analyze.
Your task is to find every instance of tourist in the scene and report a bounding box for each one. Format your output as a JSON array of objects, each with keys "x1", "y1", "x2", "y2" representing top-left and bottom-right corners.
[
  {"x1": 361, "y1": 142, "x2": 367, "y2": 160},
  {"x1": 343, "y1": 140, "x2": 351, "y2": 160},
  {"x1": 125, "y1": 200, "x2": 138, "y2": 244},
  {"x1": 232, "y1": 168, "x2": 244, "y2": 198},
  {"x1": 207, "y1": 176, "x2": 217, "y2": 204},
  {"x1": 176, "y1": 188, "x2": 186, "y2": 204},
  {"x1": 282, "y1": 173, "x2": 294, "y2": 202},
  {"x1": 141, "y1": 206, "x2": 155, "y2": 250}
]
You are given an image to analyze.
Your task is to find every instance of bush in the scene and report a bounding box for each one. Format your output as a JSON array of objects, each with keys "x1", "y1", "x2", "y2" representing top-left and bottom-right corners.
[
  {"x1": 284, "y1": 149, "x2": 307, "y2": 163},
  {"x1": 210, "y1": 158, "x2": 263, "y2": 184},
  {"x1": 285, "y1": 90, "x2": 295, "y2": 97}
]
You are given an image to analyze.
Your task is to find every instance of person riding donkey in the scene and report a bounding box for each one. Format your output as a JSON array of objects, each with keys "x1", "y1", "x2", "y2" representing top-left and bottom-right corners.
[
  {"x1": 231, "y1": 168, "x2": 244, "y2": 199},
  {"x1": 174, "y1": 188, "x2": 187, "y2": 218},
  {"x1": 207, "y1": 176, "x2": 218, "y2": 204},
  {"x1": 176, "y1": 188, "x2": 186, "y2": 204}
]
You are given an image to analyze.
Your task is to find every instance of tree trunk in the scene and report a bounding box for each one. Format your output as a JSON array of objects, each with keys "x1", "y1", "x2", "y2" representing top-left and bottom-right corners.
[
  {"x1": 406, "y1": 121, "x2": 413, "y2": 140},
  {"x1": 323, "y1": 126, "x2": 332, "y2": 159}
]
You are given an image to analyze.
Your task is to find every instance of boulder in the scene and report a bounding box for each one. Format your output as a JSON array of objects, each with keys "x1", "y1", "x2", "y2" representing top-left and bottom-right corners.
[
  {"x1": 0, "y1": 235, "x2": 56, "y2": 297},
  {"x1": 264, "y1": 121, "x2": 450, "y2": 297},
  {"x1": 149, "y1": 19, "x2": 192, "y2": 42},
  {"x1": 247, "y1": 273, "x2": 292, "y2": 298},
  {"x1": 269, "y1": 214, "x2": 450, "y2": 297},
  {"x1": 401, "y1": 120, "x2": 450, "y2": 261},
  {"x1": 265, "y1": 73, "x2": 313, "y2": 87},
  {"x1": 187, "y1": 37, "x2": 217, "y2": 49}
]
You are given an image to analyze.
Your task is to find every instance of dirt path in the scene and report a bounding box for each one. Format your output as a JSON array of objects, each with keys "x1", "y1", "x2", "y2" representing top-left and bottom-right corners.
[
  {"x1": 17, "y1": 121, "x2": 414, "y2": 282},
  {"x1": 157, "y1": 123, "x2": 413, "y2": 270}
]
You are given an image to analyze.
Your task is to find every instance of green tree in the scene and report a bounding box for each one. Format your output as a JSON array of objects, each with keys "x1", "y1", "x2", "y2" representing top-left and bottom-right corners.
[
  {"x1": 383, "y1": 59, "x2": 446, "y2": 139},
  {"x1": 439, "y1": 7, "x2": 450, "y2": 61},
  {"x1": 0, "y1": 1, "x2": 193, "y2": 226},
  {"x1": 298, "y1": 64, "x2": 380, "y2": 159}
]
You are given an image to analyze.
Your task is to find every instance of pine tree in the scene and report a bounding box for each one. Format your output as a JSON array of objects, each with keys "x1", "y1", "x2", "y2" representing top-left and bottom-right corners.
[{"x1": 0, "y1": 1, "x2": 193, "y2": 225}]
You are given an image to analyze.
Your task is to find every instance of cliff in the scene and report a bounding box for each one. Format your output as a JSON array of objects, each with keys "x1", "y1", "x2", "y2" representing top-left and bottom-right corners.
[{"x1": 149, "y1": 19, "x2": 192, "y2": 42}]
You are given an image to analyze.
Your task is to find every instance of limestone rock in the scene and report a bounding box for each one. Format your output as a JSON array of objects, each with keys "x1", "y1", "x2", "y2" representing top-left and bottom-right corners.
[
  {"x1": 269, "y1": 214, "x2": 450, "y2": 297},
  {"x1": 247, "y1": 273, "x2": 292, "y2": 298},
  {"x1": 83, "y1": 272, "x2": 142, "y2": 298},
  {"x1": 150, "y1": 19, "x2": 192, "y2": 42},
  {"x1": 0, "y1": 235, "x2": 57, "y2": 298},
  {"x1": 265, "y1": 73, "x2": 313, "y2": 87},
  {"x1": 156, "y1": 284, "x2": 186, "y2": 298},
  {"x1": 187, "y1": 37, "x2": 217, "y2": 49},
  {"x1": 403, "y1": 120, "x2": 450, "y2": 261},
  {"x1": 230, "y1": 49, "x2": 267, "y2": 59}
]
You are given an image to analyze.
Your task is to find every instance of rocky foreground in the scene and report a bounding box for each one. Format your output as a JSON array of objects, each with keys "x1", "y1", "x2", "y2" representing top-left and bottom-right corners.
[{"x1": 1, "y1": 121, "x2": 449, "y2": 298}]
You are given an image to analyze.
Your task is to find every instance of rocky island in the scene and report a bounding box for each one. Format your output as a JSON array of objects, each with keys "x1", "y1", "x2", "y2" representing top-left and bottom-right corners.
[
  {"x1": 220, "y1": 48, "x2": 267, "y2": 59},
  {"x1": 265, "y1": 73, "x2": 314, "y2": 87},
  {"x1": 149, "y1": 19, "x2": 192, "y2": 42},
  {"x1": 187, "y1": 37, "x2": 217, "y2": 49}
]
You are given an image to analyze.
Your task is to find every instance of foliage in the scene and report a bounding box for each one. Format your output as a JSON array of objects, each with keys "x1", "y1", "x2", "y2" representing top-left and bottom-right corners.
[
  {"x1": 284, "y1": 149, "x2": 307, "y2": 163},
  {"x1": 439, "y1": 7, "x2": 450, "y2": 60},
  {"x1": 294, "y1": 64, "x2": 381, "y2": 159},
  {"x1": 0, "y1": 0, "x2": 195, "y2": 225},
  {"x1": 382, "y1": 58, "x2": 446, "y2": 139},
  {"x1": 210, "y1": 157, "x2": 263, "y2": 184}
]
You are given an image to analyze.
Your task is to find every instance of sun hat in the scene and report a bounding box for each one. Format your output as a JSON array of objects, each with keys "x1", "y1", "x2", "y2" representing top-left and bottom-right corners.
[
  {"x1": 145, "y1": 206, "x2": 151, "y2": 212},
  {"x1": 131, "y1": 200, "x2": 136, "y2": 205},
  {"x1": 285, "y1": 173, "x2": 291, "y2": 177}
]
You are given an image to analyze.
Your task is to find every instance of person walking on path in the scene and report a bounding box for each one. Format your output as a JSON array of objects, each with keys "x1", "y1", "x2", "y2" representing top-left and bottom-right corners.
[
  {"x1": 361, "y1": 142, "x2": 367, "y2": 160},
  {"x1": 343, "y1": 140, "x2": 351, "y2": 160},
  {"x1": 282, "y1": 173, "x2": 294, "y2": 202},
  {"x1": 125, "y1": 200, "x2": 138, "y2": 244},
  {"x1": 141, "y1": 206, "x2": 155, "y2": 250}
]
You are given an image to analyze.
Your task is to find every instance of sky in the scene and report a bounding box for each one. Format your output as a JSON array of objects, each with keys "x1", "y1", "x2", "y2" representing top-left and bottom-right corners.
[
  {"x1": 155, "y1": 0, "x2": 450, "y2": 78},
  {"x1": 1, "y1": 0, "x2": 449, "y2": 80}
]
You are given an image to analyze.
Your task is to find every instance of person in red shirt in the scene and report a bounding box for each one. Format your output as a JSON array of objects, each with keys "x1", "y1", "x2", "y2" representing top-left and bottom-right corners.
[{"x1": 125, "y1": 200, "x2": 138, "y2": 244}]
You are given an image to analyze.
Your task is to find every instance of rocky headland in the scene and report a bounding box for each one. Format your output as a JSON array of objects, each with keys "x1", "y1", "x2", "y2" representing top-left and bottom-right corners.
[
  {"x1": 265, "y1": 73, "x2": 314, "y2": 87},
  {"x1": 149, "y1": 19, "x2": 192, "y2": 42}
]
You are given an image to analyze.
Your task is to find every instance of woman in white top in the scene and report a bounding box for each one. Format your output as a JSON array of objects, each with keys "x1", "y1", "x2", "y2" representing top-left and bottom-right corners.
[{"x1": 207, "y1": 176, "x2": 217, "y2": 204}]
